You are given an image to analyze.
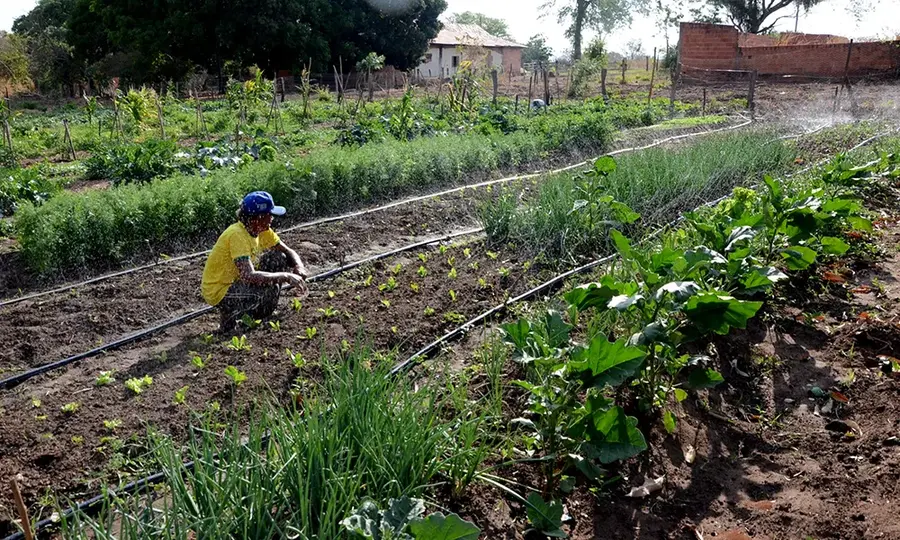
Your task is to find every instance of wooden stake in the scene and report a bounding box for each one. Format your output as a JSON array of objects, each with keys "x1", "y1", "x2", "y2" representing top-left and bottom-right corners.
[
  {"x1": 601, "y1": 68, "x2": 608, "y2": 99},
  {"x1": 527, "y1": 71, "x2": 534, "y2": 105},
  {"x1": 491, "y1": 69, "x2": 499, "y2": 105},
  {"x1": 156, "y1": 98, "x2": 166, "y2": 139},
  {"x1": 702, "y1": 88, "x2": 707, "y2": 115},
  {"x1": 63, "y1": 119, "x2": 77, "y2": 161},
  {"x1": 542, "y1": 64, "x2": 551, "y2": 105},
  {"x1": 554, "y1": 61, "x2": 561, "y2": 102},
  {"x1": 748, "y1": 70, "x2": 758, "y2": 119},
  {"x1": 647, "y1": 51, "x2": 657, "y2": 106},
  {"x1": 10, "y1": 478, "x2": 34, "y2": 540},
  {"x1": 668, "y1": 72, "x2": 678, "y2": 116},
  {"x1": 514, "y1": 94, "x2": 519, "y2": 114}
]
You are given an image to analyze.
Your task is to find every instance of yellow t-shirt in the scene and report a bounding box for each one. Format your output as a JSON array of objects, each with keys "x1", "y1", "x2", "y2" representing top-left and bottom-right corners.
[{"x1": 201, "y1": 222, "x2": 281, "y2": 306}]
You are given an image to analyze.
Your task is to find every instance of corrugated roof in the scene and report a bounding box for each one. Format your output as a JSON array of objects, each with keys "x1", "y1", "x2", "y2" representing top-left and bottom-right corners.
[{"x1": 431, "y1": 22, "x2": 525, "y2": 48}]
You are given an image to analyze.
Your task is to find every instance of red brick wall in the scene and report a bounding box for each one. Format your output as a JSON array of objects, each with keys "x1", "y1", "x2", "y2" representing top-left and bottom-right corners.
[
  {"x1": 680, "y1": 22, "x2": 900, "y2": 78},
  {"x1": 502, "y1": 48, "x2": 523, "y2": 73},
  {"x1": 679, "y1": 22, "x2": 740, "y2": 71}
]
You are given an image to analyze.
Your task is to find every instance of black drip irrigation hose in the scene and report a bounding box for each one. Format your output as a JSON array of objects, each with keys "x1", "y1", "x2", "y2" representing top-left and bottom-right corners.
[
  {"x1": 2, "y1": 124, "x2": 889, "y2": 540},
  {"x1": 390, "y1": 128, "x2": 897, "y2": 376},
  {"x1": 0, "y1": 228, "x2": 483, "y2": 392},
  {"x1": 0, "y1": 118, "x2": 753, "y2": 310}
]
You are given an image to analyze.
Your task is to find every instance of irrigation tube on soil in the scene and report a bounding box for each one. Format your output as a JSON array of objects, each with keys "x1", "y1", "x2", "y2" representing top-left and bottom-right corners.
[
  {"x1": 2, "y1": 125, "x2": 889, "y2": 540},
  {"x1": 0, "y1": 228, "x2": 483, "y2": 392},
  {"x1": 390, "y1": 128, "x2": 897, "y2": 375},
  {"x1": 0, "y1": 119, "x2": 752, "y2": 310}
]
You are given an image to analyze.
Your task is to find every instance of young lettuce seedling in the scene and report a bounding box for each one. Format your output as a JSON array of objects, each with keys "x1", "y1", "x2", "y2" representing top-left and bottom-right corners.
[
  {"x1": 95, "y1": 371, "x2": 116, "y2": 386},
  {"x1": 224, "y1": 366, "x2": 247, "y2": 386}
]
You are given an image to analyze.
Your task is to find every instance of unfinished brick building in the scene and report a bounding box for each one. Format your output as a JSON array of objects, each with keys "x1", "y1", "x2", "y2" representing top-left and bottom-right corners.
[{"x1": 678, "y1": 22, "x2": 900, "y2": 80}]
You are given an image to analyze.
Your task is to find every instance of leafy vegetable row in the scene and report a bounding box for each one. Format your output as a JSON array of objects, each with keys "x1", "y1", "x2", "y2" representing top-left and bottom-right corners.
[{"x1": 499, "y1": 151, "x2": 897, "y2": 537}]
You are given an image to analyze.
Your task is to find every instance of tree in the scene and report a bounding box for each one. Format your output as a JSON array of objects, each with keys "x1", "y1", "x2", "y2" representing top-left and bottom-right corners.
[
  {"x1": 523, "y1": 34, "x2": 553, "y2": 65},
  {"x1": 625, "y1": 38, "x2": 644, "y2": 59},
  {"x1": 11, "y1": 0, "x2": 80, "y2": 92},
  {"x1": 541, "y1": 0, "x2": 649, "y2": 60},
  {"x1": 61, "y1": 0, "x2": 445, "y2": 86},
  {"x1": 706, "y1": 0, "x2": 824, "y2": 34},
  {"x1": 0, "y1": 32, "x2": 31, "y2": 87},
  {"x1": 447, "y1": 11, "x2": 511, "y2": 38}
]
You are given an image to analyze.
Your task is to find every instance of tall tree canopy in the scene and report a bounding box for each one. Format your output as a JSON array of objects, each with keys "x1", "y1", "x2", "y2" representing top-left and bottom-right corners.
[
  {"x1": 541, "y1": 0, "x2": 649, "y2": 60},
  {"x1": 447, "y1": 12, "x2": 512, "y2": 38},
  {"x1": 708, "y1": 0, "x2": 823, "y2": 33},
  {"x1": 16, "y1": 0, "x2": 446, "y2": 87},
  {"x1": 522, "y1": 34, "x2": 553, "y2": 65},
  {"x1": 11, "y1": 0, "x2": 80, "y2": 91}
]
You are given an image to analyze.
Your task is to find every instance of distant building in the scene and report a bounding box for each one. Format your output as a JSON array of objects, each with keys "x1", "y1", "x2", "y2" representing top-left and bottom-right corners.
[{"x1": 417, "y1": 23, "x2": 525, "y2": 79}]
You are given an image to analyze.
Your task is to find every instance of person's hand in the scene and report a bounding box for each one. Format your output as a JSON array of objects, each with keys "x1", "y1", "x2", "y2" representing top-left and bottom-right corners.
[
  {"x1": 292, "y1": 264, "x2": 309, "y2": 279},
  {"x1": 283, "y1": 273, "x2": 309, "y2": 297}
]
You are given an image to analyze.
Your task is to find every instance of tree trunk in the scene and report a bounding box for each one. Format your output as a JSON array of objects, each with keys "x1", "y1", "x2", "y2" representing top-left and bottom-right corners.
[{"x1": 572, "y1": 0, "x2": 587, "y2": 61}]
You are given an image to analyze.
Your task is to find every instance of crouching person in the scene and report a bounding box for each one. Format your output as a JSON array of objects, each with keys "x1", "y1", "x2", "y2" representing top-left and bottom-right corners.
[{"x1": 201, "y1": 191, "x2": 309, "y2": 333}]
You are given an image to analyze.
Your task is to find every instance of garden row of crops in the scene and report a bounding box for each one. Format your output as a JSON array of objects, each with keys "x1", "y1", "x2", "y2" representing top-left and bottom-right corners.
[
  {"x1": 0, "y1": 83, "x2": 730, "y2": 275},
  {"x1": 35, "y1": 131, "x2": 899, "y2": 539}
]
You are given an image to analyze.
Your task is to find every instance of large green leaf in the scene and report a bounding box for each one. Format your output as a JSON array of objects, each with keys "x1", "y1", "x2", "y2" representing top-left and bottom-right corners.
[
  {"x1": 342, "y1": 501, "x2": 389, "y2": 540},
  {"x1": 655, "y1": 281, "x2": 700, "y2": 303},
  {"x1": 593, "y1": 155, "x2": 617, "y2": 176},
  {"x1": 686, "y1": 246, "x2": 727, "y2": 266},
  {"x1": 724, "y1": 226, "x2": 757, "y2": 252},
  {"x1": 628, "y1": 322, "x2": 665, "y2": 347},
  {"x1": 780, "y1": 245, "x2": 817, "y2": 271},
  {"x1": 610, "y1": 229, "x2": 635, "y2": 261},
  {"x1": 820, "y1": 236, "x2": 850, "y2": 256},
  {"x1": 564, "y1": 281, "x2": 619, "y2": 312},
  {"x1": 687, "y1": 368, "x2": 725, "y2": 389},
  {"x1": 608, "y1": 293, "x2": 644, "y2": 311},
  {"x1": 590, "y1": 406, "x2": 648, "y2": 464},
  {"x1": 740, "y1": 266, "x2": 787, "y2": 293},
  {"x1": 500, "y1": 319, "x2": 532, "y2": 352},
  {"x1": 543, "y1": 311, "x2": 573, "y2": 349},
  {"x1": 683, "y1": 292, "x2": 763, "y2": 335},
  {"x1": 650, "y1": 247, "x2": 683, "y2": 272},
  {"x1": 570, "y1": 336, "x2": 646, "y2": 389},
  {"x1": 525, "y1": 493, "x2": 566, "y2": 538},
  {"x1": 848, "y1": 216, "x2": 873, "y2": 233},
  {"x1": 408, "y1": 513, "x2": 480, "y2": 540},
  {"x1": 384, "y1": 497, "x2": 426, "y2": 533},
  {"x1": 610, "y1": 200, "x2": 640, "y2": 224},
  {"x1": 662, "y1": 410, "x2": 677, "y2": 434}
]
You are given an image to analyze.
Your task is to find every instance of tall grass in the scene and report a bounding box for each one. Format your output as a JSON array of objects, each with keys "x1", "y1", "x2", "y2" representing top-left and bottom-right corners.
[
  {"x1": 481, "y1": 130, "x2": 794, "y2": 262},
  {"x1": 17, "y1": 108, "x2": 614, "y2": 274},
  {"x1": 58, "y1": 352, "x2": 493, "y2": 539}
]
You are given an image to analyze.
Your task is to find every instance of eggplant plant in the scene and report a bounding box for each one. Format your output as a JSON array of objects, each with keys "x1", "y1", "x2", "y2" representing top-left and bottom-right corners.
[{"x1": 503, "y1": 311, "x2": 647, "y2": 493}]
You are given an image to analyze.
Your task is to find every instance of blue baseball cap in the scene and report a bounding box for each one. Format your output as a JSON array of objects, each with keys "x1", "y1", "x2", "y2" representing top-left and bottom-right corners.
[{"x1": 241, "y1": 191, "x2": 286, "y2": 216}]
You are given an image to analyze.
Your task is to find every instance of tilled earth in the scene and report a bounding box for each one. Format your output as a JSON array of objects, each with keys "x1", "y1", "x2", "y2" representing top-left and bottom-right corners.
[{"x1": 442, "y1": 187, "x2": 900, "y2": 539}]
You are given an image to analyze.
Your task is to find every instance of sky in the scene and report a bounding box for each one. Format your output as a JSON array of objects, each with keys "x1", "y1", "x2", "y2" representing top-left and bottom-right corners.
[{"x1": 2, "y1": 0, "x2": 899, "y2": 57}]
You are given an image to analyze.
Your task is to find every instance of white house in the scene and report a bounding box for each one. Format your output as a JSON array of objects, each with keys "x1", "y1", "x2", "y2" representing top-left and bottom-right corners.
[{"x1": 416, "y1": 23, "x2": 525, "y2": 79}]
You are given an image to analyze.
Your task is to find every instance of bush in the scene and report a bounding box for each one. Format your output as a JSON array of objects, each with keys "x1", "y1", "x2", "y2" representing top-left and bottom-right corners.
[
  {"x1": 85, "y1": 139, "x2": 177, "y2": 185},
  {"x1": 18, "y1": 111, "x2": 615, "y2": 274},
  {"x1": 0, "y1": 166, "x2": 59, "y2": 217}
]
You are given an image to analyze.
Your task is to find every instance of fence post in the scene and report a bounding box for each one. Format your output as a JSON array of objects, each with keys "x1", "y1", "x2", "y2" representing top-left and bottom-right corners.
[
  {"x1": 748, "y1": 70, "x2": 758, "y2": 119},
  {"x1": 491, "y1": 69, "x2": 499, "y2": 105},
  {"x1": 647, "y1": 51, "x2": 657, "y2": 106},
  {"x1": 668, "y1": 69, "x2": 678, "y2": 117},
  {"x1": 542, "y1": 64, "x2": 551, "y2": 105},
  {"x1": 527, "y1": 71, "x2": 534, "y2": 105},
  {"x1": 63, "y1": 119, "x2": 77, "y2": 160},
  {"x1": 601, "y1": 68, "x2": 608, "y2": 99},
  {"x1": 702, "y1": 88, "x2": 707, "y2": 116},
  {"x1": 156, "y1": 97, "x2": 166, "y2": 139},
  {"x1": 515, "y1": 94, "x2": 519, "y2": 114}
]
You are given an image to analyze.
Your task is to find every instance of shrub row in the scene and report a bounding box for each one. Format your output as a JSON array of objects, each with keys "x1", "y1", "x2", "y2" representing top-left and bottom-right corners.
[{"x1": 17, "y1": 108, "x2": 615, "y2": 273}]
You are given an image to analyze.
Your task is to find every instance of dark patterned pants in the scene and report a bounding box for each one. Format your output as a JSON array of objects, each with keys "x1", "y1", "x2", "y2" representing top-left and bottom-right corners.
[{"x1": 218, "y1": 251, "x2": 290, "y2": 331}]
